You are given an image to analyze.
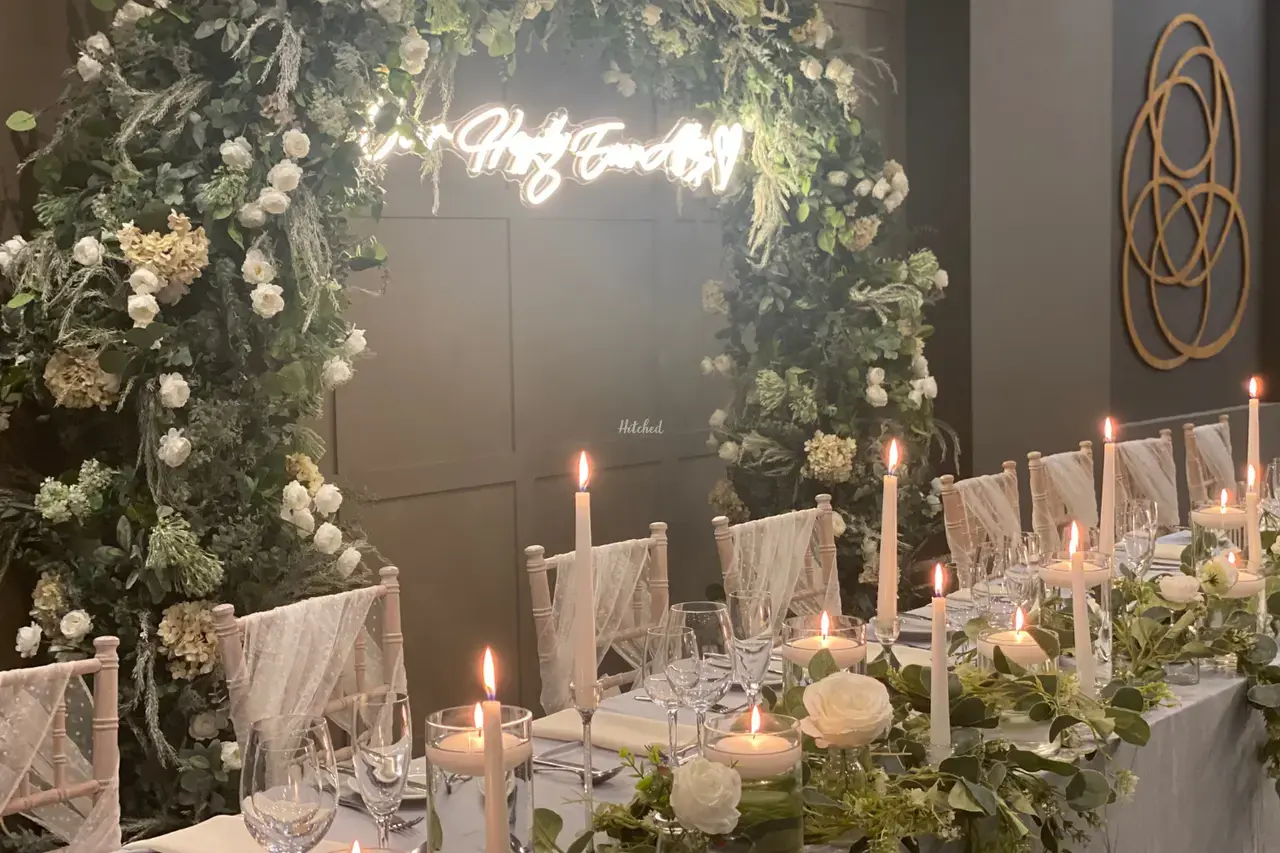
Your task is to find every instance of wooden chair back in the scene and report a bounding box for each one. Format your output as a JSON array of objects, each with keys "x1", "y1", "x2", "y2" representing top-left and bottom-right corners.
[
  {"x1": 212, "y1": 567, "x2": 402, "y2": 753},
  {"x1": 1183, "y1": 415, "x2": 1234, "y2": 503},
  {"x1": 1115, "y1": 428, "x2": 1179, "y2": 525},
  {"x1": 940, "y1": 461, "x2": 1021, "y2": 567},
  {"x1": 1027, "y1": 442, "x2": 1094, "y2": 551},
  {"x1": 0, "y1": 636, "x2": 119, "y2": 818},
  {"x1": 712, "y1": 495, "x2": 837, "y2": 616},
  {"x1": 524, "y1": 523, "x2": 669, "y2": 696}
]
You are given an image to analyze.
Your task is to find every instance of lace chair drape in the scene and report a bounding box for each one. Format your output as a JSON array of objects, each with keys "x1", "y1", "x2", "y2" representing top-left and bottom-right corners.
[
  {"x1": 526, "y1": 523, "x2": 669, "y2": 714},
  {"x1": 1184, "y1": 416, "x2": 1236, "y2": 503},
  {"x1": 713, "y1": 496, "x2": 840, "y2": 629},
  {"x1": 0, "y1": 637, "x2": 120, "y2": 853},
  {"x1": 941, "y1": 462, "x2": 1022, "y2": 570},
  {"x1": 214, "y1": 567, "x2": 404, "y2": 749},
  {"x1": 1028, "y1": 443, "x2": 1097, "y2": 552},
  {"x1": 1115, "y1": 430, "x2": 1180, "y2": 527}
]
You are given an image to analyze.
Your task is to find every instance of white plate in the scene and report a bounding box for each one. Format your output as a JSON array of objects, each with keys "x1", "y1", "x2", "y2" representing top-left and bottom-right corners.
[{"x1": 342, "y1": 755, "x2": 428, "y2": 802}]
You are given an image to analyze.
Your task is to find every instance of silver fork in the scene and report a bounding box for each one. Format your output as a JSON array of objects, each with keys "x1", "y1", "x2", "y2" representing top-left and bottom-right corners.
[{"x1": 338, "y1": 797, "x2": 425, "y2": 834}]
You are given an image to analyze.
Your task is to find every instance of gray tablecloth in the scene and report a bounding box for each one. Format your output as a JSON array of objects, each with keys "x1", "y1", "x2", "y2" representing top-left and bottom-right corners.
[{"x1": 319, "y1": 672, "x2": 1280, "y2": 853}]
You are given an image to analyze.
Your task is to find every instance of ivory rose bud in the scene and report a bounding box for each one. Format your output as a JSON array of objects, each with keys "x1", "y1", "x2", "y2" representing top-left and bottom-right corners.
[
  {"x1": 128, "y1": 293, "x2": 160, "y2": 328},
  {"x1": 220, "y1": 137, "x2": 254, "y2": 170},
  {"x1": 72, "y1": 236, "x2": 103, "y2": 266},
  {"x1": 281, "y1": 480, "x2": 310, "y2": 512},
  {"x1": 313, "y1": 483, "x2": 343, "y2": 517},
  {"x1": 129, "y1": 266, "x2": 163, "y2": 295},
  {"x1": 158, "y1": 428, "x2": 192, "y2": 467},
  {"x1": 1159, "y1": 573, "x2": 1202, "y2": 606},
  {"x1": 158, "y1": 373, "x2": 190, "y2": 408},
  {"x1": 670, "y1": 757, "x2": 741, "y2": 835},
  {"x1": 799, "y1": 671, "x2": 893, "y2": 748},
  {"x1": 268, "y1": 159, "x2": 303, "y2": 192},
  {"x1": 250, "y1": 283, "x2": 285, "y2": 319},
  {"x1": 60, "y1": 610, "x2": 92, "y2": 642},
  {"x1": 313, "y1": 522, "x2": 342, "y2": 555},
  {"x1": 258, "y1": 187, "x2": 290, "y2": 215},
  {"x1": 282, "y1": 128, "x2": 311, "y2": 159},
  {"x1": 237, "y1": 202, "x2": 267, "y2": 229}
]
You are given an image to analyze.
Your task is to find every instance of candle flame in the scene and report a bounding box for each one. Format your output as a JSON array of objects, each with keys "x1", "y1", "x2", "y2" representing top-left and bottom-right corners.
[
  {"x1": 578, "y1": 451, "x2": 590, "y2": 491},
  {"x1": 1250, "y1": 376, "x2": 1260, "y2": 399},
  {"x1": 1229, "y1": 550, "x2": 1238, "y2": 567},
  {"x1": 1250, "y1": 465, "x2": 1257, "y2": 488},
  {"x1": 482, "y1": 647, "x2": 497, "y2": 699},
  {"x1": 1221, "y1": 488, "x2": 1229, "y2": 510},
  {"x1": 934, "y1": 563, "x2": 945, "y2": 597},
  {"x1": 1104, "y1": 417, "x2": 1113, "y2": 442},
  {"x1": 1014, "y1": 607, "x2": 1025, "y2": 633},
  {"x1": 1069, "y1": 521, "x2": 1080, "y2": 556},
  {"x1": 351, "y1": 842, "x2": 362, "y2": 853},
  {"x1": 819, "y1": 611, "x2": 830, "y2": 640},
  {"x1": 473, "y1": 702, "x2": 484, "y2": 730},
  {"x1": 887, "y1": 439, "x2": 899, "y2": 471},
  {"x1": 750, "y1": 705, "x2": 761, "y2": 735}
]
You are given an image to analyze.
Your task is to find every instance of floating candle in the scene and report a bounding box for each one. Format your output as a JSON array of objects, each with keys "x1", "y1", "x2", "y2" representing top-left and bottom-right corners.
[
  {"x1": 977, "y1": 608, "x2": 1050, "y2": 668},
  {"x1": 703, "y1": 706, "x2": 801, "y2": 780},
  {"x1": 1189, "y1": 489, "x2": 1247, "y2": 531},
  {"x1": 780, "y1": 611, "x2": 866, "y2": 669}
]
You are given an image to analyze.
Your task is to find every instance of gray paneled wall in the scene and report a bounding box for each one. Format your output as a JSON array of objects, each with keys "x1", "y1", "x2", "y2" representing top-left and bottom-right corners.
[{"x1": 326, "y1": 2, "x2": 906, "y2": 712}]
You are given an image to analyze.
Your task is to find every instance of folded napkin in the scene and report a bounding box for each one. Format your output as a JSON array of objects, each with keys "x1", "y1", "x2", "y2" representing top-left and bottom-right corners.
[
  {"x1": 1153, "y1": 542, "x2": 1187, "y2": 562},
  {"x1": 533, "y1": 709, "x2": 695, "y2": 754},
  {"x1": 123, "y1": 814, "x2": 351, "y2": 853}
]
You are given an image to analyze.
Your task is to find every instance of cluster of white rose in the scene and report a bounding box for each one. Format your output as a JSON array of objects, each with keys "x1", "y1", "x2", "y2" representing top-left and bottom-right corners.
[
  {"x1": 865, "y1": 366, "x2": 888, "y2": 408},
  {"x1": 279, "y1": 477, "x2": 361, "y2": 572},
  {"x1": 243, "y1": 247, "x2": 285, "y2": 319},
  {"x1": 76, "y1": 32, "x2": 112, "y2": 82},
  {"x1": 700, "y1": 353, "x2": 733, "y2": 377},
  {"x1": 15, "y1": 608, "x2": 93, "y2": 659},
  {"x1": 230, "y1": 128, "x2": 309, "y2": 235}
]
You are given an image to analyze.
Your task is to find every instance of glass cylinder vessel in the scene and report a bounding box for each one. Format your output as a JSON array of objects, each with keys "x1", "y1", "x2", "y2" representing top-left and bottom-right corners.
[
  {"x1": 1038, "y1": 549, "x2": 1113, "y2": 690},
  {"x1": 702, "y1": 711, "x2": 803, "y2": 853},
  {"x1": 1163, "y1": 620, "x2": 1202, "y2": 686},
  {"x1": 779, "y1": 614, "x2": 866, "y2": 689},
  {"x1": 1190, "y1": 497, "x2": 1247, "y2": 554},
  {"x1": 424, "y1": 705, "x2": 534, "y2": 853},
  {"x1": 976, "y1": 624, "x2": 1059, "y2": 756}
]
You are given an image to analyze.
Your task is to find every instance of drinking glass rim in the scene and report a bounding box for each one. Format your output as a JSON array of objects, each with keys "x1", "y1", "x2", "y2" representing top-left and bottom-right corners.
[
  {"x1": 424, "y1": 704, "x2": 532, "y2": 734},
  {"x1": 249, "y1": 714, "x2": 328, "y2": 737},
  {"x1": 670, "y1": 600, "x2": 728, "y2": 613},
  {"x1": 353, "y1": 689, "x2": 411, "y2": 707}
]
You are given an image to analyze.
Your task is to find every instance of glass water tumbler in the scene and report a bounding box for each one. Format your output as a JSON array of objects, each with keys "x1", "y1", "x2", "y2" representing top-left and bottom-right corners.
[{"x1": 424, "y1": 705, "x2": 534, "y2": 853}]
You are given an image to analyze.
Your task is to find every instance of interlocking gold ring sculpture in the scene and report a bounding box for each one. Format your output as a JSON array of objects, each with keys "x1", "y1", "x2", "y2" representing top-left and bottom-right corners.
[{"x1": 1121, "y1": 14, "x2": 1249, "y2": 371}]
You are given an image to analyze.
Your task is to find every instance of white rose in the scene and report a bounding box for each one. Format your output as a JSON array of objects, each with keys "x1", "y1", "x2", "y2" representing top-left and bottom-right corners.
[
  {"x1": 237, "y1": 202, "x2": 267, "y2": 229},
  {"x1": 322, "y1": 357, "x2": 353, "y2": 389},
  {"x1": 250, "y1": 283, "x2": 285, "y2": 319},
  {"x1": 908, "y1": 388, "x2": 924, "y2": 408},
  {"x1": 824, "y1": 57, "x2": 849, "y2": 83},
  {"x1": 918, "y1": 376, "x2": 938, "y2": 399},
  {"x1": 854, "y1": 179, "x2": 874, "y2": 197},
  {"x1": 718, "y1": 441, "x2": 741, "y2": 463},
  {"x1": 342, "y1": 328, "x2": 367, "y2": 357},
  {"x1": 0, "y1": 235, "x2": 27, "y2": 272},
  {"x1": 884, "y1": 191, "x2": 904, "y2": 213},
  {"x1": 77, "y1": 54, "x2": 103, "y2": 82},
  {"x1": 72, "y1": 236, "x2": 103, "y2": 266},
  {"x1": 800, "y1": 57, "x2": 822, "y2": 81},
  {"x1": 189, "y1": 712, "x2": 219, "y2": 740},
  {"x1": 313, "y1": 483, "x2": 343, "y2": 516},
  {"x1": 934, "y1": 269, "x2": 949, "y2": 290},
  {"x1": 400, "y1": 33, "x2": 431, "y2": 76},
  {"x1": 337, "y1": 546, "x2": 362, "y2": 577},
  {"x1": 60, "y1": 610, "x2": 92, "y2": 642},
  {"x1": 313, "y1": 522, "x2": 342, "y2": 555},
  {"x1": 113, "y1": 1, "x2": 151, "y2": 29},
  {"x1": 867, "y1": 367, "x2": 885, "y2": 386},
  {"x1": 1159, "y1": 573, "x2": 1202, "y2": 605},
  {"x1": 282, "y1": 506, "x2": 316, "y2": 536},
  {"x1": 282, "y1": 128, "x2": 311, "y2": 159},
  {"x1": 258, "y1": 187, "x2": 290, "y2": 215},
  {"x1": 282, "y1": 480, "x2": 311, "y2": 512},
  {"x1": 709, "y1": 409, "x2": 727, "y2": 429},
  {"x1": 799, "y1": 671, "x2": 893, "y2": 748},
  {"x1": 670, "y1": 758, "x2": 741, "y2": 836},
  {"x1": 268, "y1": 159, "x2": 303, "y2": 193},
  {"x1": 15, "y1": 624, "x2": 41, "y2": 659},
  {"x1": 912, "y1": 356, "x2": 930, "y2": 378},
  {"x1": 220, "y1": 136, "x2": 253, "y2": 170},
  {"x1": 865, "y1": 385, "x2": 888, "y2": 408},
  {"x1": 712, "y1": 354, "x2": 732, "y2": 376},
  {"x1": 220, "y1": 740, "x2": 242, "y2": 770},
  {"x1": 700, "y1": 357, "x2": 715, "y2": 376},
  {"x1": 158, "y1": 373, "x2": 190, "y2": 408},
  {"x1": 642, "y1": 4, "x2": 662, "y2": 25},
  {"x1": 129, "y1": 266, "x2": 163, "y2": 295},
  {"x1": 831, "y1": 512, "x2": 847, "y2": 537},
  {"x1": 827, "y1": 170, "x2": 849, "y2": 188},
  {"x1": 127, "y1": 293, "x2": 160, "y2": 328},
  {"x1": 86, "y1": 32, "x2": 112, "y2": 53},
  {"x1": 158, "y1": 428, "x2": 191, "y2": 468},
  {"x1": 242, "y1": 248, "x2": 276, "y2": 284},
  {"x1": 872, "y1": 178, "x2": 890, "y2": 200},
  {"x1": 890, "y1": 170, "x2": 910, "y2": 195}
]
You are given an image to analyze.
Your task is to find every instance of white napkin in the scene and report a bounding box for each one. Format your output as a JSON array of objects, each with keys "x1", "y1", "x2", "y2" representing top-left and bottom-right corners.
[
  {"x1": 533, "y1": 709, "x2": 695, "y2": 754},
  {"x1": 1153, "y1": 542, "x2": 1186, "y2": 562},
  {"x1": 123, "y1": 814, "x2": 351, "y2": 853},
  {"x1": 871, "y1": 645, "x2": 931, "y2": 669}
]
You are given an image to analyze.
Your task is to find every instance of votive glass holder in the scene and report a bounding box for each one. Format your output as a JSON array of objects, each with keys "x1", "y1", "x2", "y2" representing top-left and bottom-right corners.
[
  {"x1": 976, "y1": 623, "x2": 1058, "y2": 756},
  {"x1": 424, "y1": 705, "x2": 534, "y2": 853},
  {"x1": 779, "y1": 615, "x2": 866, "y2": 690},
  {"x1": 703, "y1": 711, "x2": 803, "y2": 853},
  {"x1": 1189, "y1": 498, "x2": 1247, "y2": 555},
  {"x1": 1039, "y1": 549, "x2": 1113, "y2": 690}
]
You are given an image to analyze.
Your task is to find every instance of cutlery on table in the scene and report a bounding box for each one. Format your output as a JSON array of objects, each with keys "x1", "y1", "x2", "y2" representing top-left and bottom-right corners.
[
  {"x1": 531, "y1": 758, "x2": 626, "y2": 785},
  {"x1": 337, "y1": 797, "x2": 425, "y2": 834}
]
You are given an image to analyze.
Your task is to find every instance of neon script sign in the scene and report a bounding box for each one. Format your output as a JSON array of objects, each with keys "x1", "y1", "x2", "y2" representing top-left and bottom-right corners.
[{"x1": 417, "y1": 105, "x2": 745, "y2": 206}]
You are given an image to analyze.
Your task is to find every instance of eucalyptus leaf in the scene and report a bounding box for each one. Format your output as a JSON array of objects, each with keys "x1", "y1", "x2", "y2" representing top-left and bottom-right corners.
[
  {"x1": 947, "y1": 780, "x2": 985, "y2": 813},
  {"x1": 532, "y1": 808, "x2": 563, "y2": 853},
  {"x1": 6, "y1": 111, "x2": 36, "y2": 132},
  {"x1": 1109, "y1": 686, "x2": 1144, "y2": 712},
  {"x1": 1248, "y1": 683, "x2": 1280, "y2": 708},
  {"x1": 808, "y1": 647, "x2": 838, "y2": 682}
]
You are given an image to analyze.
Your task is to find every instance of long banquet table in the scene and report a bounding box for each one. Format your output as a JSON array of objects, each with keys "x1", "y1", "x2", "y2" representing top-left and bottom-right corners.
[{"x1": 313, "y1": 669, "x2": 1280, "y2": 853}]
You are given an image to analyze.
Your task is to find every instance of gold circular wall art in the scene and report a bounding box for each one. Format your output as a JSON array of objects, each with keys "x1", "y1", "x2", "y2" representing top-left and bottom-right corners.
[{"x1": 1121, "y1": 13, "x2": 1249, "y2": 371}]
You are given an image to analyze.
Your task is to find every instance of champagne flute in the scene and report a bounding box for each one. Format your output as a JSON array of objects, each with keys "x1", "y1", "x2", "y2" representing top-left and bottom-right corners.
[
  {"x1": 1123, "y1": 499, "x2": 1157, "y2": 578},
  {"x1": 241, "y1": 715, "x2": 339, "y2": 853},
  {"x1": 642, "y1": 625, "x2": 693, "y2": 765},
  {"x1": 351, "y1": 691, "x2": 412, "y2": 849},
  {"x1": 726, "y1": 590, "x2": 773, "y2": 708},
  {"x1": 665, "y1": 601, "x2": 733, "y2": 753}
]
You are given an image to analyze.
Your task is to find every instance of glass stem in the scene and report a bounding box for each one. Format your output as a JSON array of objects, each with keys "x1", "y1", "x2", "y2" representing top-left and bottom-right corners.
[
  {"x1": 667, "y1": 708, "x2": 680, "y2": 766},
  {"x1": 694, "y1": 708, "x2": 706, "y2": 756},
  {"x1": 376, "y1": 814, "x2": 390, "y2": 849}
]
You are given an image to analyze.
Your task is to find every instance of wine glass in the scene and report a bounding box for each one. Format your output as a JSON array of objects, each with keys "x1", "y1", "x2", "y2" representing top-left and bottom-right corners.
[
  {"x1": 726, "y1": 590, "x2": 773, "y2": 708},
  {"x1": 351, "y1": 691, "x2": 412, "y2": 849},
  {"x1": 1123, "y1": 499, "x2": 1157, "y2": 578},
  {"x1": 665, "y1": 601, "x2": 733, "y2": 753},
  {"x1": 642, "y1": 625, "x2": 693, "y2": 765},
  {"x1": 1004, "y1": 532, "x2": 1042, "y2": 613},
  {"x1": 241, "y1": 715, "x2": 339, "y2": 853}
]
